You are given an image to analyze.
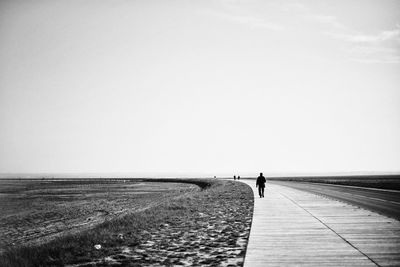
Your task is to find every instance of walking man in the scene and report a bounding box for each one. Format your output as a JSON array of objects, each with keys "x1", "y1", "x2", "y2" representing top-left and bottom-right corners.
[{"x1": 256, "y1": 172, "x2": 266, "y2": 198}]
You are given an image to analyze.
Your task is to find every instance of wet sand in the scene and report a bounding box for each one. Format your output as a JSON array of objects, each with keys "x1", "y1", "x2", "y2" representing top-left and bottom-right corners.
[{"x1": 0, "y1": 179, "x2": 197, "y2": 252}]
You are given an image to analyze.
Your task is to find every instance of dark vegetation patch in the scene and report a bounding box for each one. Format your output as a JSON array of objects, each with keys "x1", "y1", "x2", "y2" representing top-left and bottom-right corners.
[
  {"x1": 268, "y1": 175, "x2": 400, "y2": 191},
  {"x1": 0, "y1": 179, "x2": 254, "y2": 266},
  {"x1": 0, "y1": 179, "x2": 197, "y2": 250}
]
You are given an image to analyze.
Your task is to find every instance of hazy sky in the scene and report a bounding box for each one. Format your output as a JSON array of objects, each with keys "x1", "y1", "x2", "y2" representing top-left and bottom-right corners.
[{"x1": 1, "y1": 0, "x2": 399, "y2": 176}]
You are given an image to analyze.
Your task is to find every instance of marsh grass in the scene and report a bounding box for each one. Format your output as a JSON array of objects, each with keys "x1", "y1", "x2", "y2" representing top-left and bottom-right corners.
[
  {"x1": 0, "y1": 179, "x2": 200, "y2": 255},
  {"x1": 0, "y1": 179, "x2": 253, "y2": 266}
]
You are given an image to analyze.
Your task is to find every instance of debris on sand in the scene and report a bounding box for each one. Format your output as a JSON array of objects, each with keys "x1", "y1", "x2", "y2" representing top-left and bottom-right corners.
[{"x1": 86, "y1": 181, "x2": 254, "y2": 266}]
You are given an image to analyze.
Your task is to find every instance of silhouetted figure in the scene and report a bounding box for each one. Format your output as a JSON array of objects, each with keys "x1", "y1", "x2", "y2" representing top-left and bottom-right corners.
[
  {"x1": 256, "y1": 172, "x2": 266, "y2": 198},
  {"x1": 234, "y1": 175, "x2": 236, "y2": 180},
  {"x1": 238, "y1": 175, "x2": 240, "y2": 180}
]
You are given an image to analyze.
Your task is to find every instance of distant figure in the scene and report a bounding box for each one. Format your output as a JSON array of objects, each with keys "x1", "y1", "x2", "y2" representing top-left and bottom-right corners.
[
  {"x1": 238, "y1": 175, "x2": 240, "y2": 180},
  {"x1": 234, "y1": 175, "x2": 236, "y2": 180},
  {"x1": 256, "y1": 172, "x2": 266, "y2": 198}
]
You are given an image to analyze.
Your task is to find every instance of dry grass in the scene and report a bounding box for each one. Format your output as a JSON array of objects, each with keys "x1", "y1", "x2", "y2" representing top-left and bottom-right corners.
[
  {"x1": 0, "y1": 179, "x2": 197, "y2": 250},
  {"x1": 0, "y1": 179, "x2": 254, "y2": 266}
]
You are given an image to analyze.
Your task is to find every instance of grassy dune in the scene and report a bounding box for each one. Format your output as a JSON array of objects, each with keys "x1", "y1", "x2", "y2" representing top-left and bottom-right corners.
[{"x1": 0, "y1": 179, "x2": 254, "y2": 266}]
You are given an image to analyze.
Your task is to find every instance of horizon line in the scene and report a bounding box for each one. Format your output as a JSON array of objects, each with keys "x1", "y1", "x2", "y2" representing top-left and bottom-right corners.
[{"x1": 1, "y1": 171, "x2": 400, "y2": 179}]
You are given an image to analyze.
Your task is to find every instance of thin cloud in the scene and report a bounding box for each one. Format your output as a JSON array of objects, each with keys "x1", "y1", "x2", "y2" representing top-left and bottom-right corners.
[
  {"x1": 281, "y1": 2, "x2": 308, "y2": 12},
  {"x1": 350, "y1": 56, "x2": 400, "y2": 64},
  {"x1": 308, "y1": 14, "x2": 345, "y2": 29},
  {"x1": 347, "y1": 45, "x2": 400, "y2": 64},
  {"x1": 315, "y1": 15, "x2": 400, "y2": 64},
  {"x1": 202, "y1": 9, "x2": 285, "y2": 31},
  {"x1": 329, "y1": 26, "x2": 400, "y2": 44},
  {"x1": 218, "y1": 13, "x2": 285, "y2": 31}
]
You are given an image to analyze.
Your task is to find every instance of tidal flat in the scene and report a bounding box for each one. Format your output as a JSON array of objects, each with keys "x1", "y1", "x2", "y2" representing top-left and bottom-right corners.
[
  {"x1": 0, "y1": 179, "x2": 198, "y2": 251},
  {"x1": 0, "y1": 178, "x2": 254, "y2": 266}
]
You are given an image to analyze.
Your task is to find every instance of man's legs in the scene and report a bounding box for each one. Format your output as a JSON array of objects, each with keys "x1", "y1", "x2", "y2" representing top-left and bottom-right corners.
[
  {"x1": 261, "y1": 187, "x2": 265, "y2": 197},
  {"x1": 258, "y1": 186, "x2": 263, "y2": 198}
]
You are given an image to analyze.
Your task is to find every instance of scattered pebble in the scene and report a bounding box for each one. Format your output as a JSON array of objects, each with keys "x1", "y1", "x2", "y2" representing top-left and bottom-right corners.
[{"x1": 85, "y1": 181, "x2": 254, "y2": 266}]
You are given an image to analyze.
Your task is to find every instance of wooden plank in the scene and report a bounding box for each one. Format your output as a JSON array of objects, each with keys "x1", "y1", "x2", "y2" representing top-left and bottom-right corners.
[{"x1": 241, "y1": 181, "x2": 400, "y2": 267}]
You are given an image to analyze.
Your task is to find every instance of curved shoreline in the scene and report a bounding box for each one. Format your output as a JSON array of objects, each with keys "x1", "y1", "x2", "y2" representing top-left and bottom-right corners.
[
  {"x1": 1, "y1": 179, "x2": 254, "y2": 266},
  {"x1": 0, "y1": 179, "x2": 198, "y2": 252}
]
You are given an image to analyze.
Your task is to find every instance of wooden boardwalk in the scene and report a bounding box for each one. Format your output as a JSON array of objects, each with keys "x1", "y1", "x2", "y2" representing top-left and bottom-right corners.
[{"x1": 241, "y1": 180, "x2": 400, "y2": 267}]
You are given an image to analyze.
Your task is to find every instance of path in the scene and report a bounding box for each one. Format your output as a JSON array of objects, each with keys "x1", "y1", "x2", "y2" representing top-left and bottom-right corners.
[{"x1": 241, "y1": 180, "x2": 400, "y2": 267}]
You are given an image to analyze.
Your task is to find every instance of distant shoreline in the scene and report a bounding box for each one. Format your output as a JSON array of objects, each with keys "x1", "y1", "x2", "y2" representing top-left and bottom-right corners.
[
  {"x1": 266, "y1": 174, "x2": 400, "y2": 191},
  {"x1": 2, "y1": 174, "x2": 400, "y2": 191},
  {"x1": 1, "y1": 171, "x2": 400, "y2": 179}
]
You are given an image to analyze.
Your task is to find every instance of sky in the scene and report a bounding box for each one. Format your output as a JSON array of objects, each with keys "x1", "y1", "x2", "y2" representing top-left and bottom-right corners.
[{"x1": 0, "y1": 0, "x2": 399, "y2": 176}]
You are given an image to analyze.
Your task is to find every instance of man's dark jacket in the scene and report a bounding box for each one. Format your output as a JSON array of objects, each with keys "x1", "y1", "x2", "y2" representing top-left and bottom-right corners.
[{"x1": 256, "y1": 175, "x2": 266, "y2": 188}]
